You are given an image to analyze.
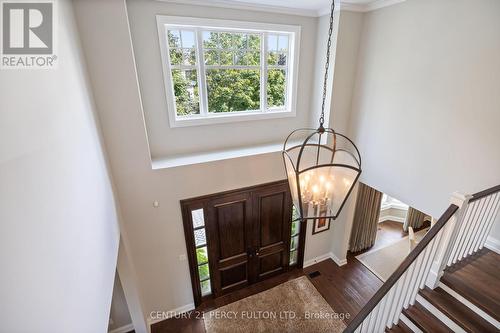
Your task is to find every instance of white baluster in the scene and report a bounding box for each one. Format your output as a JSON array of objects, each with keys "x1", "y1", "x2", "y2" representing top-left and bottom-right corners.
[
  {"x1": 377, "y1": 287, "x2": 397, "y2": 332},
  {"x1": 384, "y1": 278, "x2": 405, "y2": 329},
  {"x1": 410, "y1": 244, "x2": 433, "y2": 305},
  {"x1": 448, "y1": 202, "x2": 473, "y2": 266},
  {"x1": 387, "y1": 273, "x2": 407, "y2": 327},
  {"x1": 478, "y1": 194, "x2": 500, "y2": 250},
  {"x1": 422, "y1": 231, "x2": 444, "y2": 289},
  {"x1": 470, "y1": 195, "x2": 496, "y2": 254},
  {"x1": 456, "y1": 200, "x2": 482, "y2": 261},
  {"x1": 367, "y1": 303, "x2": 381, "y2": 332},
  {"x1": 359, "y1": 317, "x2": 367, "y2": 333},
  {"x1": 464, "y1": 196, "x2": 492, "y2": 255},
  {"x1": 473, "y1": 194, "x2": 498, "y2": 252},
  {"x1": 373, "y1": 296, "x2": 388, "y2": 333},
  {"x1": 403, "y1": 253, "x2": 423, "y2": 306},
  {"x1": 392, "y1": 263, "x2": 416, "y2": 325}
]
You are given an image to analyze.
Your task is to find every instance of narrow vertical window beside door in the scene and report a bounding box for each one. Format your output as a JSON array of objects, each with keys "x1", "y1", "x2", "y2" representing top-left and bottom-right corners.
[
  {"x1": 191, "y1": 208, "x2": 212, "y2": 296},
  {"x1": 290, "y1": 205, "x2": 300, "y2": 265}
]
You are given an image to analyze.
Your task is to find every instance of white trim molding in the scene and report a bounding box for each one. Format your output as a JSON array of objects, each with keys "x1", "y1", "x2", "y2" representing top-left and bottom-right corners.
[
  {"x1": 156, "y1": 0, "x2": 319, "y2": 17},
  {"x1": 109, "y1": 323, "x2": 134, "y2": 333},
  {"x1": 378, "y1": 215, "x2": 406, "y2": 223},
  {"x1": 485, "y1": 235, "x2": 500, "y2": 254},
  {"x1": 333, "y1": 0, "x2": 407, "y2": 14},
  {"x1": 304, "y1": 252, "x2": 347, "y2": 268},
  {"x1": 158, "y1": 0, "x2": 407, "y2": 17},
  {"x1": 147, "y1": 303, "x2": 196, "y2": 327}
]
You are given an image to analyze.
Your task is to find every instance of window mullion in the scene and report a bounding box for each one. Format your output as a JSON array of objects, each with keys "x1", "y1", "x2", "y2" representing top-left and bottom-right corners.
[
  {"x1": 261, "y1": 32, "x2": 268, "y2": 113},
  {"x1": 196, "y1": 29, "x2": 209, "y2": 116}
]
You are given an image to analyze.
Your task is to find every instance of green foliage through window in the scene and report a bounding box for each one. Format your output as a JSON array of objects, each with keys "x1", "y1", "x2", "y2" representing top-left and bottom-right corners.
[{"x1": 166, "y1": 27, "x2": 291, "y2": 117}]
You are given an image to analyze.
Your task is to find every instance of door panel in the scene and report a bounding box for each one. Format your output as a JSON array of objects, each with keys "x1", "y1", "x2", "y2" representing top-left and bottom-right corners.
[
  {"x1": 215, "y1": 201, "x2": 246, "y2": 259},
  {"x1": 206, "y1": 193, "x2": 253, "y2": 297},
  {"x1": 252, "y1": 183, "x2": 292, "y2": 281},
  {"x1": 182, "y1": 180, "x2": 297, "y2": 306},
  {"x1": 259, "y1": 193, "x2": 285, "y2": 247}
]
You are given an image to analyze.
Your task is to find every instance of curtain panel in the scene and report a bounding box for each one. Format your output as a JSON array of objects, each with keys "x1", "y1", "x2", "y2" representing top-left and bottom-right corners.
[
  {"x1": 349, "y1": 183, "x2": 383, "y2": 253},
  {"x1": 403, "y1": 207, "x2": 426, "y2": 232}
]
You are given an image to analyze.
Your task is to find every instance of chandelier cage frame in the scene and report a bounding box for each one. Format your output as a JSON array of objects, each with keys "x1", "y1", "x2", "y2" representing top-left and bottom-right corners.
[
  {"x1": 282, "y1": 0, "x2": 362, "y2": 222},
  {"x1": 282, "y1": 127, "x2": 362, "y2": 221}
]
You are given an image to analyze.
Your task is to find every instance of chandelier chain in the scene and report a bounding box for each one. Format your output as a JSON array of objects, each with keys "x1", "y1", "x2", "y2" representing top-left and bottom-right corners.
[{"x1": 320, "y1": 0, "x2": 335, "y2": 127}]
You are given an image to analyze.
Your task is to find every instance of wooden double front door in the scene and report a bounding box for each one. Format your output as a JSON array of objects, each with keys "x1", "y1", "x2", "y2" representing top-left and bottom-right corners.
[{"x1": 181, "y1": 180, "x2": 302, "y2": 306}]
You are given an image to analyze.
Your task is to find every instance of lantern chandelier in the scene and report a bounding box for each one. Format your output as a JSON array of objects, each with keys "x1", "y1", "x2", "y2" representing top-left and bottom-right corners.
[{"x1": 282, "y1": 0, "x2": 362, "y2": 221}]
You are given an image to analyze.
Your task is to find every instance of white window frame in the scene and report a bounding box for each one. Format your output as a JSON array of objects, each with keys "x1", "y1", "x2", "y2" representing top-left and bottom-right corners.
[{"x1": 156, "y1": 15, "x2": 301, "y2": 128}]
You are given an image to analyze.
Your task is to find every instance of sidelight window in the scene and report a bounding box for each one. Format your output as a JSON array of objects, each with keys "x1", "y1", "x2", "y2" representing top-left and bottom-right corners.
[
  {"x1": 290, "y1": 205, "x2": 301, "y2": 265},
  {"x1": 191, "y1": 208, "x2": 212, "y2": 296}
]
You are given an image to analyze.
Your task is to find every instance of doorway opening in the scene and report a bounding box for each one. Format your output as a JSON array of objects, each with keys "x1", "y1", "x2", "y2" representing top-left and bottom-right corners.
[
  {"x1": 348, "y1": 183, "x2": 433, "y2": 281},
  {"x1": 180, "y1": 180, "x2": 306, "y2": 306}
]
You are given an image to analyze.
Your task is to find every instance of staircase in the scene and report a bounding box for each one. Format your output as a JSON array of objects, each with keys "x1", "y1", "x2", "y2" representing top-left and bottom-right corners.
[
  {"x1": 387, "y1": 248, "x2": 499, "y2": 333},
  {"x1": 344, "y1": 185, "x2": 500, "y2": 333}
]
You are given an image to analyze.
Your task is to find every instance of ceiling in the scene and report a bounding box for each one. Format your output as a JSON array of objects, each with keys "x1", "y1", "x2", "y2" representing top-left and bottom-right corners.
[
  {"x1": 161, "y1": 0, "x2": 406, "y2": 16},
  {"x1": 229, "y1": 0, "x2": 377, "y2": 13}
]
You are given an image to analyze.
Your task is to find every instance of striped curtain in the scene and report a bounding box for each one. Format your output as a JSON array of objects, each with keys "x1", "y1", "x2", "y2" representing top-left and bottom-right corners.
[
  {"x1": 349, "y1": 183, "x2": 383, "y2": 252},
  {"x1": 403, "y1": 207, "x2": 426, "y2": 232}
]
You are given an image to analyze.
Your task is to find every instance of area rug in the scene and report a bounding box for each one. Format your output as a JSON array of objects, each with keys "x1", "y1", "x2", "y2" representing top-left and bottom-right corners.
[
  {"x1": 356, "y1": 228, "x2": 428, "y2": 281},
  {"x1": 204, "y1": 276, "x2": 346, "y2": 333}
]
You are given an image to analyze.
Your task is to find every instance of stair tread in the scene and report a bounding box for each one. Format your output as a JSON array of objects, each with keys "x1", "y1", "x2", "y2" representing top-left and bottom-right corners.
[
  {"x1": 385, "y1": 320, "x2": 413, "y2": 333},
  {"x1": 403, "y1": 301, "x2": 453, "y2": 333},
  {"x1": 419, "y1": 286, "x2": 497, "y2": 333},
  {"x1": 442, "y1": 248, "x2": 500, "y2": 322}
]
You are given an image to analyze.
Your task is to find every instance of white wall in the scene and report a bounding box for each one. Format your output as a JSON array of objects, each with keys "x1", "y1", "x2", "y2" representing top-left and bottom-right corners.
[
  {"x1": 327, "y1": 10, "x2": 365, "y2": 261},
  {"x1": 72, "y1": 0, "x2": 350, "y2": 320},
  {"x1": 345, "y1": 0, "x2": 500, "y2": 240},
  {"x1": 0, "y1": 0, "x2": 120, "y2": 332},
  {"x1": 127, "y1": 0, "x2": 319, "y2": 159},
  {"x1": 109, "y1": 272, "x2": 132, "y2": 332}
]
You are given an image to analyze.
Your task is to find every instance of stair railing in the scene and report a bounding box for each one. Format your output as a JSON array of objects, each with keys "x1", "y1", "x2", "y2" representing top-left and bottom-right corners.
[
  {"x1": 430, "y1": 185, "x2": 500, "y2": 287},
  {"x1": 344, "y1": 204, "x2": 459, "y2": 333},
  {"x1": 344, "y1": 183, "x2": 500, "y2": 333}
]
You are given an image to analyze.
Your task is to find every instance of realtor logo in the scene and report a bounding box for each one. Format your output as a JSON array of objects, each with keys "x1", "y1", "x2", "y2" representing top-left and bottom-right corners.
[{"x1": 1, "y1": 1, "x2": 57, "y2": 68}]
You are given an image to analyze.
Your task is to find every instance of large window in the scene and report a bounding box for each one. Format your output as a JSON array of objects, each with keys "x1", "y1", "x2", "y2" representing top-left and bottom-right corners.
[{"x1": 157, "y1": 16, "x2": 300, "y2": 127}]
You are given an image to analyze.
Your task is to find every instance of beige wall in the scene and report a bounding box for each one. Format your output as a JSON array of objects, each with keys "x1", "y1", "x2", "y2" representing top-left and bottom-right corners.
[
  {"x1": 327, "y1": 10, "x2": 365, "y2": 261},
  {"x1": 0, "y1": 0, "x2": 120, "y2": 331},
  {"x1": 73, "y1": 0, "x2": 350, "y2": 322},
  {"x1": 127, "y1": 0, "x2": 319, "y2": 159},
  {"x1": 347, "y1": 0, "x2": 500, "y2": 237}
]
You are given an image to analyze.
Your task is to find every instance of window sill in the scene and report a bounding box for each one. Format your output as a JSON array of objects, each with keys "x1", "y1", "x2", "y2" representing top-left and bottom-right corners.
[
  {"x1": 151, "y1": 141, "x2": 293, "y2": 169},
  {"x1": 169, "y1": 109, "x2": 296, "y2": 128}
]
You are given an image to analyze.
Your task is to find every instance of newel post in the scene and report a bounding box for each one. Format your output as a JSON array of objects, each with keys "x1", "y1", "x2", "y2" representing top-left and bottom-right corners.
[{"x1": 427, "y1": 192, "x2": 471, "y2": 289}]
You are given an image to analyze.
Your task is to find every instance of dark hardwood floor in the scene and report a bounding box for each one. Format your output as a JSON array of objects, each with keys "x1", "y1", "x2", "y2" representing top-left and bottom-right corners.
[
  {"x1": 151, "y1": 257, "x2": 382, "y2": 333},
  {"x1": 350, "y1": 220, "x2": 431, "y2": 257},
  {"x1": 441, "y1": 248, "x2": 500, "y2": 322},
  {"x1": 373, "y1": 220, "x2": 406, "y2": 250}
]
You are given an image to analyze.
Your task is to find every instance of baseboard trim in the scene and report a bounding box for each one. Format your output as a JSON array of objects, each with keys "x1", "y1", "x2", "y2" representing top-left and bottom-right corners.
[
  {"x1": 109, "y1": 323, "x2": 134, "y2": 333},
  {"x1": 330, "y1": 252, "x2": 347, "y2": 266},
  {"x1": 304, "y1": 252, "x2": 347, "y2": 268},
  {"x1": 485, "y1": 236, "x2": 500, "y2": 254},
  {"x1": 147, "y1": 303, "x2": 195, "y2": 326},
  {"x1": 379, "y1": 215, "x2": 405, "y2": 223},
  {"x1": 304, "y1": 253, "x2": 331, "y2": 268}
]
